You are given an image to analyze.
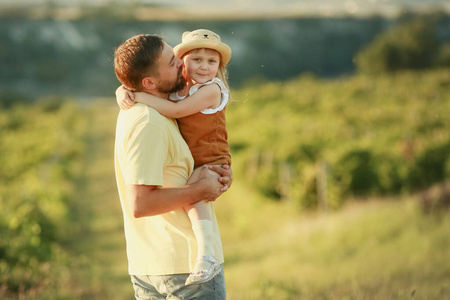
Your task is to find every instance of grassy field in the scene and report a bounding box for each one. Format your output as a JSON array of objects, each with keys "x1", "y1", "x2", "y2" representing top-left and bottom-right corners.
[
  {"x1": 73, "y1": 100, "x2": 450, "y2": 300},
  {"x1": 67, "y1": 100, "x2": 130, "y2": 299},
  {"x1": 217, "y1": 187, "x2": 450, "y2": 299},
  {"x1": 1, "y1": 69, "x2": 449, "y2": 299}
]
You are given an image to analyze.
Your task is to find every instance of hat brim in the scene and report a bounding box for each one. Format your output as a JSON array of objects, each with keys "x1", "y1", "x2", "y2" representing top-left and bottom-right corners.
[{"x1": 174, "y1": 40, "x2": 232, "y2": 65}]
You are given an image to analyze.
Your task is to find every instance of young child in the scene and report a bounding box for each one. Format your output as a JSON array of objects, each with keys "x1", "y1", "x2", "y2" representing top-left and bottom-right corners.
[{"x1": 116, "y1": 29, "x2": 232, "y2": 286}]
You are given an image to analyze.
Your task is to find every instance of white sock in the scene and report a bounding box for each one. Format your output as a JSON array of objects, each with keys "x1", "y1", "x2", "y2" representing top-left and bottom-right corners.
[{"x1": 192, "y1": 220, "x2": 215, "y2": 258}]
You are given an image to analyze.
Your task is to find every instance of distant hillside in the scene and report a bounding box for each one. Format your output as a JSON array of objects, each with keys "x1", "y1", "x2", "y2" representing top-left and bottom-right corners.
[{"x1": 1, "y1": 12, "x2": 449, "y2": 97}]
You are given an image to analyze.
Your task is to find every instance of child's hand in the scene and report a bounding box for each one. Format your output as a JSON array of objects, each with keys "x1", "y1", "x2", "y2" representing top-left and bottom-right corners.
[{"x1": 116, "y1": 85, "x2": 136, "y2": 110}]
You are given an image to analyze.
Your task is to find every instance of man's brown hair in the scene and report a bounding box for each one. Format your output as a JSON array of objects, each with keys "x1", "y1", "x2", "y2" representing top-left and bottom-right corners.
[{"x1": 114, "y1": 34, "x2": 164, "y2": 91}]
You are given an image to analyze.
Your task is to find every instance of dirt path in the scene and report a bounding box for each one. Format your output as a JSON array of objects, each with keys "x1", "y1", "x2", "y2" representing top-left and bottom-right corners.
[{"x1": 75, "y1": 100, "x2": 131, "y2": 299}]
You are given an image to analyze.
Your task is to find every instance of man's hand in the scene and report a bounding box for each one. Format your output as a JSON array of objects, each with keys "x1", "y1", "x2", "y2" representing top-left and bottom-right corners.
[
  {"x1": 187, "y1": 165, "x2": 232, "y2": 202},
  {"x1": 187, "y1": 166, "x2": 222, "y2": 202},
  {"x1": 207, "y1": 164, "x2": 233, "y2": 192},
  {"x1": 127, "y1": 165, "x2": 233, "y2": 218}
]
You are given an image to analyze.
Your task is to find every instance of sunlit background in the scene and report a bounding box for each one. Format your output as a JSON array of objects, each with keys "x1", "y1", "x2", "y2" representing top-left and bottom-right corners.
[{"x1": 1, "y1": 1, "x2": 449, "y2": 299}]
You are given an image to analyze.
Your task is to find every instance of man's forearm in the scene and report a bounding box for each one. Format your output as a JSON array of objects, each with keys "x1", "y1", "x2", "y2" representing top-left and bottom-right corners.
[
  {"x1": 126, "y1": 184, "x2": 205, "y2": 218},
  {"x1": 127, "y1": 165, "x2": 229, "y2": 218}
]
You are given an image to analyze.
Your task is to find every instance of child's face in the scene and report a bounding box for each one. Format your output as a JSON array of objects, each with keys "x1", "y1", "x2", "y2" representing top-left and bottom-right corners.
[{"x1": 183, "y1": 48, "x2": 220, "y2": 84}]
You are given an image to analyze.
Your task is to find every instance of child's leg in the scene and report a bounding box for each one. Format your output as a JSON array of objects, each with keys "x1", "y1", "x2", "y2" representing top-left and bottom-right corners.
[
  {"x1": 184, "y1": 166, "x2": 211, "y2": 222},
  {"x1": 185, "y1": 198, "x2": 211, "y2": 221},
  {"x1": 185, "y1": 167, "x2": 221, "y2": 285},
  {"x1": 185, "y1": 201, "x2": 215, "y2": 261}
]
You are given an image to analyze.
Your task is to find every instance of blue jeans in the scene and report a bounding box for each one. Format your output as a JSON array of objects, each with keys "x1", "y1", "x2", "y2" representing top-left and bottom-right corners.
[{"x1": 130, "y1": 265, "x2": 226, "y2": 300}]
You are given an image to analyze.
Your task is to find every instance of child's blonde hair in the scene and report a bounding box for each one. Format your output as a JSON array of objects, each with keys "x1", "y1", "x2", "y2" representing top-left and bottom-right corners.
[
  {"x1": 175, "y1": 29, "x2": 232, "y2": 95},
  {"x1": 216, "y1": 63, "x2": 230, "y2": 92}
]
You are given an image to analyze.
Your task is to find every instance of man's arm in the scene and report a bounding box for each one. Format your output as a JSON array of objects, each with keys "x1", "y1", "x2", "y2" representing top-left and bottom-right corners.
[
  {"x1": 127, "y1": 165, "x2": 229, "y2": 218},
  {"x1": 208, "y1": 164, "x2": 233, "y2": 191}
]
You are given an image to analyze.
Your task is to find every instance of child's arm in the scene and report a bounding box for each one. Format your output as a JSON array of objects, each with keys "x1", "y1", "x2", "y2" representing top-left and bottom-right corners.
[
  {"x1": 116, "y1": 85, "x2": 136, "y2": 110},
  {"x1": 134, "y1": 84, "x2": 222, "y2": 118}
]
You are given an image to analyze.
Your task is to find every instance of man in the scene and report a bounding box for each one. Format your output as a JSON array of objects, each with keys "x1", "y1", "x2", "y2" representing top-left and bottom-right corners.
[{"x1": 113, "y1": 34, "x2": 231, "y2": 299}]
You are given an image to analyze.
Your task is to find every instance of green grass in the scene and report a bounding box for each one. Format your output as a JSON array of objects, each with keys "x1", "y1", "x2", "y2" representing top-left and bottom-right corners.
[
  {"x1": 72, "y1": 100, "x2": 450, "y2": 299},
  {"x1": 216, "y1": 185, "x2": 450, "y2": 299},
  {"x1": 2, "y1": 69, "x2": 450, "y2": 299},
  {"x1": 67, "y1": 100, "x2": 130, "y2": 299},
  {"x1": 44, "y1": 95, "x2": 450, "y2": 300}
]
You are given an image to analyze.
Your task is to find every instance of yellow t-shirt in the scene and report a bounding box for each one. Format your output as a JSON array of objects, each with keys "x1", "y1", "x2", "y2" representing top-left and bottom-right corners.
[{"x1": 114, "y1": 103, "x2": 224, "y2": 275}]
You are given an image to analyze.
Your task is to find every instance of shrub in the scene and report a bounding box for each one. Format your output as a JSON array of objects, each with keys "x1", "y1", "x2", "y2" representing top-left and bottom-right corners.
[
  {"x1": 0, "y1": 100, "x2": 88, "y2": 297},
  {"x1": 333, "y1": 150, "x2": 380, "y2": 196},
  {"x1": 228, "y1": 69, "x2": 450, "y2": 210},
  {"x1": 355, "y1": 18, "x2": 439, "y2": 73},
  {"x1": 408, "y1": 141, "x2": 450, "y2": 189}
]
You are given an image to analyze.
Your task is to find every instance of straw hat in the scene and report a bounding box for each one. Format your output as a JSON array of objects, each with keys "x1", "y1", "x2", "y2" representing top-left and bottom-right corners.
[{"x1": 173, "y1": 29, "x2": 232, "y2": 65}]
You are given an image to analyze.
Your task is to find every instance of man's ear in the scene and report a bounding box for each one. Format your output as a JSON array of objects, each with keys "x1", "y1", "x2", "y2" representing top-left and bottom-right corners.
[{"x1": 142, "y1": 77, "x2": 156, "y2": 90}]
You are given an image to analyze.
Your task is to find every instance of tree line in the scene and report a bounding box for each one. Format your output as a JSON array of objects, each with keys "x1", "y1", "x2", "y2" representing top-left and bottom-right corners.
[{"x1": 0, "y1": 11, "x2": 449, "y2": 99}]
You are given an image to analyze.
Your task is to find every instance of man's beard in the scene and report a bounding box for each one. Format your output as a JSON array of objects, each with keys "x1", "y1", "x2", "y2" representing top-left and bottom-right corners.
[{"x1": 158, "y1": 67, "x2": 186, "y2": 94}]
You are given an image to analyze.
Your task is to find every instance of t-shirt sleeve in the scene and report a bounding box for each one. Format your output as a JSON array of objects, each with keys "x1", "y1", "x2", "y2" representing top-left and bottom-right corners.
[
  {"x1": 191, "y1": 77, "x2": 229, "y2": 115},
  {"x1": 125, "y1": 123, "x2": 167, "y2": 186}
]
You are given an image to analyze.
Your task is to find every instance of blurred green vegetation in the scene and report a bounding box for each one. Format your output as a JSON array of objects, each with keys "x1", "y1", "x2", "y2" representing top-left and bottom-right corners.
[
  {"x1": 217, "y1": 184, "x2": 450, "y2": 299},
  {"x1": 356, "y1": 14, "x2": 450, "y2": 73},
  {"x1": 228, "y1": 69, "x2": 450, "y2": 210},
  {"x1": 1, "y1": 10, "x2": 450, "y2": 298},
  {"x1": 0, "y1": 99, "x2": 91, "y2": 297},
  {"x1": 1, "y1": 69, "x2": 449, "y2": 299}
]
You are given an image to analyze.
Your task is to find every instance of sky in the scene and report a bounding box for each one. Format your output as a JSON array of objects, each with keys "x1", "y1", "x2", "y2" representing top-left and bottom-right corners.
[{"x1": 1, "y1": 0, "x2": 449, "y2": 18}]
